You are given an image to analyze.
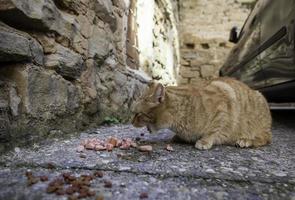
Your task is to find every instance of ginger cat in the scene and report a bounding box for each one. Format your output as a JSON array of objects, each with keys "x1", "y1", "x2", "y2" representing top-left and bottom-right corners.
[{"x1": 131, "y1": 77, "x2": 272, "y2": 150}]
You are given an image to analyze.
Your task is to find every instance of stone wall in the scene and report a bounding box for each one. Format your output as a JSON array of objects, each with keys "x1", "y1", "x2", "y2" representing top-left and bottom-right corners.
[
  {"x1": 0, "y1": 0, "x2": 179, "y2": 150},
  {"x1": 177, "y1": 0, "x2": 256, "y2": 85}
]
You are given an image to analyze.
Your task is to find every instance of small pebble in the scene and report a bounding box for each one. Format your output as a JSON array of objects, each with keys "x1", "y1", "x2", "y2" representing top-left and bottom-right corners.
[
  {"x1": 79, "y1": 154, "x2": 87, "y2": 158},
  {"x1": 14, "y1": 147, "x2": 21, "y2": 153},
  {"x1": 205, "y1": 169, "x2": 215, "y2": 173},
  {"x1": 120, "y1": 182, "x2": 126, "y2": 187}
]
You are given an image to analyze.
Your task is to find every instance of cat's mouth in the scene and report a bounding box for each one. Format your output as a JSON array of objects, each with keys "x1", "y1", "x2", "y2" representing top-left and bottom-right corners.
[{"x1": 132, "y1": 112, "x2": 153, "y2": 127}]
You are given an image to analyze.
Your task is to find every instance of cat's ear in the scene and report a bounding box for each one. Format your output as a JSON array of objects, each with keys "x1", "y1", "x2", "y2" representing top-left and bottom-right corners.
[{"x1": 154, "y1": 83, "x2": 165, "y2": 103}]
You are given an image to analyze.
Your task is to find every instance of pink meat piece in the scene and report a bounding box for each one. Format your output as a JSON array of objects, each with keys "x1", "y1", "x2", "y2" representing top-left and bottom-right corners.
[
  {"x1": 106, "y1": 143, "x2": 114, "y2": 151},
  {"x1": 85, "y1": 143, "x2": 95, "y2": 150},
  {"x1": 138, "y1": 145, "x2": 153, "y2": 152},
  {"x1": 94, "y1": 144, "x2": 106, "y2": 151}
]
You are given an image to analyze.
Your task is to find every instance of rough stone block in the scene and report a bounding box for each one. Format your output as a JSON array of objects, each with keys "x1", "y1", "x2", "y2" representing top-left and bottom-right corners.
[
  {"x1": 200, "y1": 65, "x2": 216, "y2": 78},
  {"x1": 53, "y1": 0, "x2": 88, "y2": 15},
  {"x1": 44, "y1": 44, "x2": 84, "y2": 80},
  {"x1": 0, "y1": 22, "x2": 44, "y2": 65},
  {"x1": 180, "y1": 68, "x2": 200, "y2": 78},
  {"x1": 0, "y1": 0, "x2": 79, "y2": 41},
  {"x1": 77, "y1": 14, "x2": 93, "y2": 39},
  {"x1": 94, "y1": 0, "x2": 117, "y2": 32},
  {"x1": 88, "y1": 26, "x2": 113, "y2": 62},
  {"x1": 177, "y1": 77, "x2": 190, "y2": 85},
  {"x1": 34, "y1": 34, "x2": 57, "y2": 54},
  {"x1": 6, "y1": 64, "x2": 81, "y2": 119}
]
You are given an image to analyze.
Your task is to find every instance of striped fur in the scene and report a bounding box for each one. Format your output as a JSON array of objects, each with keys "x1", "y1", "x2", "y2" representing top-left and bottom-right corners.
[{"x1": 132, "y1": 77, "x2": 272, "y2": 150}]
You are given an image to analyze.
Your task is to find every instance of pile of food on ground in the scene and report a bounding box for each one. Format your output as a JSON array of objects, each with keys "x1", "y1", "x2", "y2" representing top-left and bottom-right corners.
[
  {"x1": 24, "y1": 135, "x2": 174, "y2": 199},
  {"x1": 25, "y1": 170, "x2": 105, "y2": 200},
  {"x1": 77, "y1": 137, "x2": 153, "y2": 153}
]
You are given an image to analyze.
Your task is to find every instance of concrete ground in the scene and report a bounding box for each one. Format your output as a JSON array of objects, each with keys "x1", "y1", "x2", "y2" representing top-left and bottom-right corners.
[{"x1": 0, "y1": 110, "x2": 294, "y2": 200}]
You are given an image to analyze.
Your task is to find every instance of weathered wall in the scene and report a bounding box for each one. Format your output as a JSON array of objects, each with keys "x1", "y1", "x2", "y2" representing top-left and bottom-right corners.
[
  {"x1": 0, "y1": 0, "x2": 179, "y2": 150},
  {"x1": 136, "y1": 0, "x2": 180, "y2": 85},
  {"x1": 177, "y1": 0, "x2": 256, "y2": 84}
]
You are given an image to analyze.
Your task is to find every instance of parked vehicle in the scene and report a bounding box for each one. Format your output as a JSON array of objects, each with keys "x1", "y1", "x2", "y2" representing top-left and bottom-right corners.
[{"x1": 220, "y1": 0, "x2": 295, "y2": 102}]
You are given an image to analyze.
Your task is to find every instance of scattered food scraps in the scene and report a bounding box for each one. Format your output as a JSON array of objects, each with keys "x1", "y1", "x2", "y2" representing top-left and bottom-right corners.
[
  {"x1": 79, "y1": 136, "x2": 157, "y2": 154},
  {"x1": 94, "y1": 145, "x2": 106, "y2": 151},
  {"x1": 25, "y1": 170, "x2": 39, "y2": 186},
  {"x1": 25, "y1": 170, "x2": 33, "y2": 178},
  {"x1": 65, "y1": 186, "x2": 75, "y2": 195},
  {"x1": 107, "y1": 137, "x2": 119, "y2": 147},
  {"x1": 40, "y1": 175, "x2": 49, "y2": 182},
  {"x1": 130, "y1": 142, "x2": 138, "y2": 148},
  {"x1": 138, "y1": 145, "x2": 153, "y2": 152},
  {"x1": 27, "y1": 176, "x2": 39, "y2": 186},
  {"x1": 68, "y1": 195, "x2": 79, "y2": 200},
  {"x1": 96, "y1": 195, "x2": 104, "y2": 200},
  {"x1": 106, "y1": 143, "x2": 114, "y2": 151},
  {"x1": 93, "y1": 171, "x2": 104, "y2": 178},
  {"x1": 166, "y1": 144, "x2": 174, "y2": 151},
  {"x1": 47, "y1": 162, "x2": 56, "y2": 169},
  {"x1": 85, "y1": 143, "x2": 95, "y2": 150},
  {"x1": 25, "y1": 170, "x2": 111, "y2": 199},
  {"x1": 80, "y1": 137, "x2": 137, "y2": 152},
  {"x1": 103, "y1": 180, "x2": 112, "y2": 188},
  {"x1": 139, "y1": 192, "x2": 149, "y2": 199}
]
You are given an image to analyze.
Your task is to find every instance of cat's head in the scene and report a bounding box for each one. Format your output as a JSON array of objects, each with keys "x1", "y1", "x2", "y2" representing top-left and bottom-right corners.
[{"x1": 131, "y1": 81, "x2": 165, "y2": 133}]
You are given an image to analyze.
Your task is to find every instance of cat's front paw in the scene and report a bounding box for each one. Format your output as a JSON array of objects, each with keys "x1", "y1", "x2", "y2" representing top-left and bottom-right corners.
[
  {"x1": 236, "y1": 139, "x2": 252, "y2": 148},
  {"x1": 195, "y1": 139, "x2": 213, "y2": 150}
]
